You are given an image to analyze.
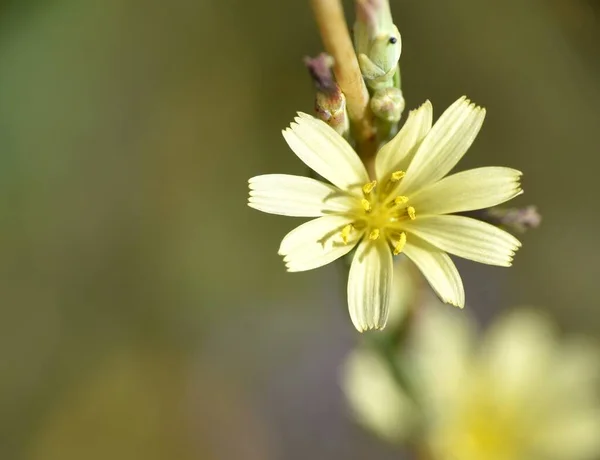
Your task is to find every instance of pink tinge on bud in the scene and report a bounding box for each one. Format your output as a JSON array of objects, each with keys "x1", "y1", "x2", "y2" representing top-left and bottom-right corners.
[
  {"x1": 304, "y1": 53, "x2": 336, "y2": 93},
  {"x1": 304, "y1": 53, "x2": 349, "y2": 136},
  {"x1": 356, "y1": 0, "x2": 383, "y2": 34},
  {"x1": 356, "y1": 0, "x2": 393, "y2": 38}
]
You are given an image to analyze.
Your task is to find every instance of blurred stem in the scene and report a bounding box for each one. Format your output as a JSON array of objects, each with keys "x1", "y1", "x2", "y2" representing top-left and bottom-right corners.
[
  {"x1": 414, "y1": 448, "x2": 432, "y2": 460},
  {"x1": 368, "y1": 330, "x2": 418, "y2": 403},
  {"x1": 367, "y1": 264, "x2": 424, "y2": 406},
  {"x1": 310, "y1": 0, "x2": 377, "y2": 170},
  {"x1": 375, "y1": 117, "x2": 398, "y2": 146}
]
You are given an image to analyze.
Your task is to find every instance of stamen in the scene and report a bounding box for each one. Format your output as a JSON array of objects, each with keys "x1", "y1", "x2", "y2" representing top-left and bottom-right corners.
[
  {"x1": 394, "y1": 195, "x2": 409, "y2": 206},
  {"x1": 393, "y1": 232, "x2": 407, "y2": 255},
  {"x1": 390, "y1": 170, "x2": 406, "y2": 182},
  {"x1": 407, "y1": 206, "x2": 416, "y2": 220},
  {"x1": 340, "y1": 224, "x2": 353, "y2": 244},
  {"x1": 369, "y1": 229, "x2": 380, "y2": 240},
  {"x1": 362, "y1": 180, "x2": 377, "y2": 195},
  {"x1": 361, "y1": 198, "x2": 372, "y2": 212}
]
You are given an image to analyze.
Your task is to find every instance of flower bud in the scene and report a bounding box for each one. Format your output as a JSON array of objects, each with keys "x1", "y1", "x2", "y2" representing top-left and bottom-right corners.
[
  {"x1": 481, "y1": 206, "x2": 542, "y2": 233},
  {"x1": 354, "y1": 0, "x2": 401, "y2": 91},
  {"x1": 370, "y1": 87, "x2": 404, "y2": 123},
  {"x1": 304, "y1": 53, "x2": 349, "y2": 136}
]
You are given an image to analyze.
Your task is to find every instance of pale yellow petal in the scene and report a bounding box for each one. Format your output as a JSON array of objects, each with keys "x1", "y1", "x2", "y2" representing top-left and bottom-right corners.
[
  {"x1": 347, "y1": 240, "x2": 393, "y2": 332},
  {"x1": 533, "y1": 340, "x2": 600, "y2": 460},
  {"x1": 284, "y1": 245, "x2": 356, "y2": 272},
  {"x1": 409, "y1": 167, "x2": 523, "y2": 214},
  {"x1": 401, "y1": 215, "x2": 521, "y2": 266},
  {"x1": 543, "y1": 339, "x2": 600, "y2": 405},
  {"x1": 375, "y1": 100, "x2": 433, "y2": 179},
  {"x1": 342, "y1": 348, "x2": 415, "y2": 442},
  {"x1": 409, "y1": 302, "x2": 476, "y2": 414},
  {"x1": 403, "y1": 237, "x2": 465, "y2": 308},
  {"x1": 481, "y1": 310, "x2": 600, "y2": 460},
  {"x1": 480, "y1": 309, "x2": 555, "y2": 402},
  {"x1": 398, "y1": 96, "x2": 486, "y2": 194},
  {"x1": 279, "y1": 214, "x2": 355, "y2": 259},
  {"x1": 282, "y1": 112, "x2": 369, "y2": 191},
  {"x1": 282, "y1": 217, "x2": 359, "y2": 272},
  {"x1": 533, "y1": 410, "x2": 600, "y2": 460},
  {"x1": 248, "y1": 174, "x2": 355, "y2": 217}
]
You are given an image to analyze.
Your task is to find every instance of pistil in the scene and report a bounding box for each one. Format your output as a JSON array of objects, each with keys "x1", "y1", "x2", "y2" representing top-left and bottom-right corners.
[
  {"x1": 362, "y1": 180, "x2": 377, "y2": 194},
  {"x1": 340, "y1": 224, "x2": 353, "y2": 244},
  {"x1": 361, "y1": 198, "x2": 372, "y2": 212},
  {"x1": 393, "y1": 232, "x2": 407, "y2": 255},
  {"x1": 369, "y1": 229, "x2": 381, "y2": 240},
  {"x1": 390, "y1": 170, "x2": 406, "y2": 181},
  {"x1": 407, "y1": 206, "x2": 416, "y2": 220}
]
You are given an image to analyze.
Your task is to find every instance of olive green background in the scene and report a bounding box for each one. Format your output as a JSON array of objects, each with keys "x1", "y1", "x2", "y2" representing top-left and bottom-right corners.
[{"x1": 0, "y1": 0, "x2": 599, "y2": 458}]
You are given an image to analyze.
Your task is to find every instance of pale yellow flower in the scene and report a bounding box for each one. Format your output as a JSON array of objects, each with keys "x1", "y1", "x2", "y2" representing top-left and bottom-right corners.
[
  {"x1": 344, "y1": 306, "x2": 600, "y2": 460},
  {"x1": 248, "y1": 96, "x2": 522, "y2": 331}
]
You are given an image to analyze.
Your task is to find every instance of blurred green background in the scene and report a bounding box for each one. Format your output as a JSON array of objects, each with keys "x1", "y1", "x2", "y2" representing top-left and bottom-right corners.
[{"x1": 0, "y1": 0, "x2": 599, "y2": 458}]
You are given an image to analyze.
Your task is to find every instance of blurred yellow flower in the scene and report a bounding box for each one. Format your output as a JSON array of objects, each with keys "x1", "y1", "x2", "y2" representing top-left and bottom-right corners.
[
  {"x1": 248, "y1": 97, "x2": 522, "y2": 331},
  {"x1": 344, "y1": 306, "x2": 600, "y2": 460}
]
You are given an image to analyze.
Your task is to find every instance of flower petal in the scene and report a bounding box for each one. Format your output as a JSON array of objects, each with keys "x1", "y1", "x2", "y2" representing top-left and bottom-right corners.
[
  {"x1": 544, "y1": 339, "x2": 600, "y2": 404},
  {"x1": 409, "y1": 167, "x2": 523, "y2": 214},
  {"x1": 279, "y1": 214, "x2": 354, "y2": 255},
  {"x1": 375, "y1": 100, "x2": 433, "y2": 179},
  {"x1": 282, "y1": 112, "x2": 369, "y2": 191},
  {"x1": 348, "y1": 240, "x2": 393, "y2": 332},
  {"x1": 342, "y1": 348, "x2": 416, "y2": 442},
  {"x1": 534, "y1": 410, "x2": 600, "y2": 460},
  {"x1": 281, "y1": 216, "x2": 359, "y2": 272},
  {"x1": 480, "y1": 310, "x2": 555, "y2": 401},
  {"x1": 284, "y1": 244, "x2": 357, "y2": 272},
  {"x1": 248, "y1": 174, "x2": 355, "y2": 217},
  {"x1": 481, "y1": 309, "x2": 600, "y2": 460},
  {"x1": 409, "y1": 302, "x2": 476, "y2": 414},
  {"x1": 401, "y1": 215, "x2": 521, "y2": 267},
  {"x1": 403, "y1": 236, "x2": 465, "y2": 308},
  {"x1": 398, "y1": 96, "x2": 486, "y2": 194}
]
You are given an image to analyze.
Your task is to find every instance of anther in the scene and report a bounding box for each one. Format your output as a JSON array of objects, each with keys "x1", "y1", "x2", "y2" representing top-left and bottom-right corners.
[
  {"x1": 394, "y1": 195, "x2": 409, "y2": 206},
  {"x1": 390, "y1": 170, "x2": 406, "y2": 182},
  {"x1": 361, "y1": 198, "x2": 372, "y2": 212},
  {"x1": 393, "y1": 232, "x2": 407, "y2": 255},
  {"x1": 340, "y1": 224, "x2": 353, "y2": 244},
  {"x1": 407, "y1": 206, "x2": 416, "y2": 220},
  {"x1": 369, "y1": 229, "x2": 380, "y2": 240},
  {"x1": 362, "y1": 180, "x2": 377, "y2": 195}
]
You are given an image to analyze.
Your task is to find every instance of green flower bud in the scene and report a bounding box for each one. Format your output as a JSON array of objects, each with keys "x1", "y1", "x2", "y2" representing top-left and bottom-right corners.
[
  {"x1": 370, "y1": 87, "x2": 404, "y2": 122},
  {"x1": 314, "y1": 89, "x2": 349, "y2": 136},
  {"x1": 354, "y1": 0, "x2": 402, "y2": 91}
]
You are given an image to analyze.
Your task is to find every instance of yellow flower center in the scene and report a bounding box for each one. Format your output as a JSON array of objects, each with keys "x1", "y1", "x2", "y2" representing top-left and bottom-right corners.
[
  {"x1": 339, "y1": 170, "x2": 416, "y2": 254},
  {"x1": 430, "y1": 382, "x2": 526, "y2": 460}
]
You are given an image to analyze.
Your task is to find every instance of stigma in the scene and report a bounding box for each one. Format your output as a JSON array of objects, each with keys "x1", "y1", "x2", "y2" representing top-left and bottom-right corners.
[
  {"x1": 407, "y1": 206, "x2": 416, "y2": 220},
  {"x1": 391, "y1": 170, "x2": 406, "y2": 181},
  {"x1": 369, "y1": 229, "x2": 381, "y2": 240},
  {"x1": 362, "y1": 180, "x2": 377, "y2": 195},
  {"x1": 340, "y1": 224, "x2": 353, "y2": 244},
  {"x1": 393, "y1": 232, "x2": 407, "y2": 255},
  {"x1": 361, "y1": 198, "x2": 372, "y2": 212}
]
